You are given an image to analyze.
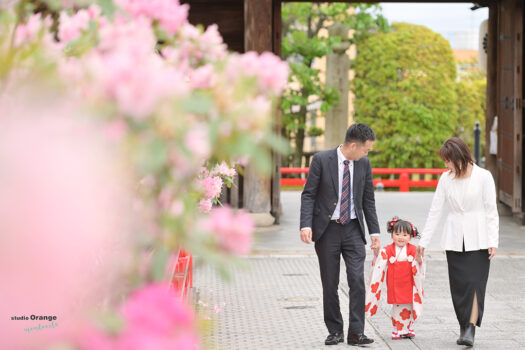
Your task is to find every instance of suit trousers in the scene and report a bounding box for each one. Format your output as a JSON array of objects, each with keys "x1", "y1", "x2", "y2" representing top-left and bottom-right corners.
[{"x1": 315, "y1": 219, "x2": 366, "y2": 335}]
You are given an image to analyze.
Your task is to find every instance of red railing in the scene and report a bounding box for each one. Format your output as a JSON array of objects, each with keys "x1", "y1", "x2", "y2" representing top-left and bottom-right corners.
[
  {"x1": 169, "y1": 248, "x2": 193, "y2": 301},
  {"x1": 281, "y1": 167, "x2": 447, "y2": 192}
]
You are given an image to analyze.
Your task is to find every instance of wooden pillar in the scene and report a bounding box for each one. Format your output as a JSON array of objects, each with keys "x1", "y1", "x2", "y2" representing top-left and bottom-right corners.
[
  {"x1": 325, "y1": 23, "x2": 351, "y2": 150},
  {"x1": 271, "y1": 0, "x2": 282, "y2": 223},
  {"x1": 513, "y1": 0, "x2": 523, "y2": 220},
  {"x1": 244, "y1": 0, "x2": 275, "y2": 226},
  {"x1": 485, "y1": 2, "x2": 498, "y2": 181}
]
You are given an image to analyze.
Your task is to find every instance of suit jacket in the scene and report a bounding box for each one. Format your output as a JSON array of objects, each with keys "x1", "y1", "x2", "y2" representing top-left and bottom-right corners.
[{"x1": 300, "y1": 147, "x2": 380, "y2": 243}]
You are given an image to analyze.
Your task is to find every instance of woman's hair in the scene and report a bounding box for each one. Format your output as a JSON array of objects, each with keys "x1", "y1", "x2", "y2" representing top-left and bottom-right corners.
[
  {"x1": 387, "y1": 216, "x2": 419, "y2": 238},
  {"x1": 438, "y1": 137, "x2": 474, "y2": 177}
]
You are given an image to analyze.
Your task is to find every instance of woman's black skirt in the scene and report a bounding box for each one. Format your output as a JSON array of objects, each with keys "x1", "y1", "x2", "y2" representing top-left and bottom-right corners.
[{"x1": 445, "y1": 248, "x2": 490, "y2": 327}]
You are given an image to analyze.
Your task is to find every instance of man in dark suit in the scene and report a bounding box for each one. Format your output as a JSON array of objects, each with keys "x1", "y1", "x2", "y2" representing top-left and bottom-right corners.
[{"x1": 300, "y1": 123, "x2": 381, "y2": 346}]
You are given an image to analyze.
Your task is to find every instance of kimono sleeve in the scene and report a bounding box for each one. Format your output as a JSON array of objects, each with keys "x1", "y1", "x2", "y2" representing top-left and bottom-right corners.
[
  {"x1": 365, "y1": 248, "x2": 388, "y2": 318},
  {"x1": 411, "y1": 256, "x2": 426, "y2": 321}
]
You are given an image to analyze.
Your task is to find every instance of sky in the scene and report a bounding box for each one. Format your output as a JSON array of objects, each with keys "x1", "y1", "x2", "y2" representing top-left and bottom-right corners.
[{"x1": 379, "y1": 3, "x2": 489, "y2": 50}]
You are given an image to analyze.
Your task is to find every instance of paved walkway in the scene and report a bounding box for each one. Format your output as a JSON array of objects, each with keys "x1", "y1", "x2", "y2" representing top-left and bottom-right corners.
[{"x1": 194, "y1": 191, "x2": 525, "y2": 349}]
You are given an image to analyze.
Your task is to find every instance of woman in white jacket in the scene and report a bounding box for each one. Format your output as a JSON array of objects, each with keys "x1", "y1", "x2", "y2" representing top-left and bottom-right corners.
[{"x1": 416, "y1": 137, "x2": 498, "y2": 347}]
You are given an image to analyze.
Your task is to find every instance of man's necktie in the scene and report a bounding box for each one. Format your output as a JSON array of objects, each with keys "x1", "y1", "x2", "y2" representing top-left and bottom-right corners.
[{"x1": 340, "y1": 160, "x2": 351, "y2": 224}]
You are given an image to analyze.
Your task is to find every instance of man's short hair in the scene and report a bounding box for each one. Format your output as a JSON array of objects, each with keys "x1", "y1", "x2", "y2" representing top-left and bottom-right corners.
[{"x1": 344, "y1": 123, "x2": 376, "y2": 144}]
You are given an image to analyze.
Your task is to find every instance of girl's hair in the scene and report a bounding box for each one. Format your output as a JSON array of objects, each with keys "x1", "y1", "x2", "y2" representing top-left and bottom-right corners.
[
  {"x1": 438, "y1": 137, "x2": 474, "y2": 177},
  {"x1": 387, "y1": 216, "x2": 419, "y2": 238}
]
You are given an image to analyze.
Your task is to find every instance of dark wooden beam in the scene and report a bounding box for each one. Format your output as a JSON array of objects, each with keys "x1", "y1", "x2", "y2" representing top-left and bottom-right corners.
[
  {"x1": 245, "y1": 0, "x2": 273, "y2": 53},
  {"x1": 485, "y1": 2, "x2": 498, "y2": 181},
  {"x1": 183, "y1": 0, "x2": 244, "y2": 52}
]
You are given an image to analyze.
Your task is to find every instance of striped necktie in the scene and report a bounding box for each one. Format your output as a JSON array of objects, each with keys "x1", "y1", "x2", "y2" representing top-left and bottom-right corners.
[{"x1": 340, "y1": 160, "x2": 351, "y2": 224}]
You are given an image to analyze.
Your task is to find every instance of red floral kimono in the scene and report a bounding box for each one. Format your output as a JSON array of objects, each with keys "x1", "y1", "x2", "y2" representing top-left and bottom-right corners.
[{"x1": 365, "y1": 242, "x2": 425, "y2": 339}]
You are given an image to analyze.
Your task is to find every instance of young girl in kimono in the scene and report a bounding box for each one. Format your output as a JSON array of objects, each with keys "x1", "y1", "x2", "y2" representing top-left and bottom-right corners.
[{"x1": 365, "y1": 217, "x2": 425, "y2": 339}]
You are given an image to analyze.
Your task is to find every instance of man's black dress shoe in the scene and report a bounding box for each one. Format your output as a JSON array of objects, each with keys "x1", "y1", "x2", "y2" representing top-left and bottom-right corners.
[
  {"x1": 325, "y1": 332, "x2": 344, "y2": 345},
  {"x1": 457, "y1": 323, "x2": 475, "y2": 346},
  {"x1": 347, "y1": 334, "x2": 374, "y2": 346}
]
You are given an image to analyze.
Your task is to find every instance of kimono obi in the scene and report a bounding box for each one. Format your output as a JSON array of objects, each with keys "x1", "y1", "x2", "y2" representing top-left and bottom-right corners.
[{"x1": 386, "y1": 243, "x2": 416, "y2": 304}]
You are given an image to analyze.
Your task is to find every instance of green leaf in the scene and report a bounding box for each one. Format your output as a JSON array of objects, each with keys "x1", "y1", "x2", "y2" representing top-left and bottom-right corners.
[{"x1": 96, "y1": 0, "x2": 117, "y2": 19}]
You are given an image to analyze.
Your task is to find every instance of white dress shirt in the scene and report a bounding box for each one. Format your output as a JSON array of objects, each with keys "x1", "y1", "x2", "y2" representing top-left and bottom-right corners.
[
  {"x1": 419, "y1": 164, "x2": 499, "y2": 251},
  {"x1": 332, "y1": 146, "x2": 357, "y2": 220}
]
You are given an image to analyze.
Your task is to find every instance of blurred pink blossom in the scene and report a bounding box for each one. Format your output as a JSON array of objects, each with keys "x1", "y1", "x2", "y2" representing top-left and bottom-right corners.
[
  {"x1": 0, "y1": 90, "x2": 132, "y2": 349},
  {"x1": 170, "y1": 200, "x2": 184, "y2": 217},
  {"x1": 116, "y1": 0, "x2": 189, "y2": 35},
  {"x1": 199, "y1": 176, "x2": 223, "y2": 200},
  {"x1": 14, "y1": 13, "x2": 48, "y2": 46},
  {"x1": 119, "y1": 283, "x2": 198, "y2": 349},
  {"x1": 227, "y1": 51, "x2": 289, "y2": 95},
  {"x1": 102, "y1": 119, "x2": 127, "y2": 142},
  {"x1": 158, "y1": 187, "x2": 174, "y2": 209},
  {"x1": 64, "y1": 17, "x2": 190, "y2": 118},
  {"x1": 190, "y1": 64, "x2": 216, "y2": 89},
  {"x1": 184, "y1": 126, "x2": 210, "y2": 160},
  {"x1": 81, "y1": 283, "x2": 199, "y2": 350},
  {"x1": 198, "y1": 199, "x2": 212, "y2": 213},
  {"x1": 58, "y1": 5, "x2": 101, "y2": 43},
  {"x1": 211, "y1": 162, "x2": 236, "y2": 178},
  {"x1": 200, "y1": 207, "x2": 253, "y2": 255}
]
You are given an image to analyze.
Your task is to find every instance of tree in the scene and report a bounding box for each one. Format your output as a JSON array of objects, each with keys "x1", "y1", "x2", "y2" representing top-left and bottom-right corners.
[
  {"x1": 281, "y1": 3, "x2": 387, "y2": 167},
  {"x1": 455, "y1": 61, "x2": 487, "y2": 154},
  {"x1": 352, "y1": 22, "x2": 458, "y2": 168}
]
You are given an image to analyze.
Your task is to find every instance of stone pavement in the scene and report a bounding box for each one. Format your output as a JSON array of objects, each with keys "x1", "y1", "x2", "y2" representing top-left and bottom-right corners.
[{"x1": 194, "y1": 191, "x2": 525, "y2": 349}]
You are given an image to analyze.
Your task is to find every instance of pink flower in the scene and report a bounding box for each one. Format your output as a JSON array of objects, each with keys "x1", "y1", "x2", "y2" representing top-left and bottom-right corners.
[
  {"x1": 158, "y1": 187, "x2": 173, "y2": 209},
  {"x1": 75, "y1": 17, "x2": 190, "y2": 119},
  {"x1": 199, "y1": 176, "x2": 222, "y2": 199},
  {"x1": 199, "y1": 24, "x2": 227, "y2": 61},
  {"x1": 83, "y1": 283, "x2": 200, "y2": 350},
  {"x1": 201, "y1": 207, "x2": 254, "y2": 255},
  {"x1": 116, "y1": 0, "x2": 189, "y2": 35},
  {"x1": 254, "y1": 52, "x2": 290, "y2": 95},
  {"x1": 0, "y1": 91, "x2": 132, "y2": 349},
  {"x1": 200, "y1": 176, "x2": 223, "y2": 199},
  {"x1": 14, "y1": 13, "x2": 49, "y2": 46},
  {"x1": 211, "y1": 162, "x2": 236, "y2": 178},
  {"x1": 190, "y1": 64, "x2": 216, "y2": 89},
  {"x1": 198, "y1": 199, "x2": 212, "y2": 213},
  {"x1": 102, "y1": 119, "x2": 127, "y2": 142},
  {"x1": 170, "y1": 200, "x2": 184, "y2": 217},
  {"x1": 184, "y1": 126, "x2": 210, "y2": 160},
  {"x1": 122, "y1": 283, "x2": 194, "y2": 332},
  {"x1": 58, "y1": 6, "x2": 100, "y2": 43},
  {"x1": 227, "y1": 52, "x2": 289, "y2": 95}
]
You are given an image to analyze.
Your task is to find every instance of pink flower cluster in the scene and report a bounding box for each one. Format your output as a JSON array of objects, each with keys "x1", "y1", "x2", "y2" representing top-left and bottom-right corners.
[
  {"x1": 82, "y1": 283, "x2": 199, "y2": 350},
  {"x1": 211, "y1": 162, "x2": 237, "y2": 178},
  {"x1": 14, "y1": 13, "x2": 48, "y2": 46},
  {"x1": 199, "y1": 175, "x2": 223, "y2": 203},
  {"x1": 60, "y1": 16, "x2": 189, "y2": 119},
  {"x1": 116, "y1": 0, "x2": 189, "y2": 35},
  {"x1": 200, "y1": 206, "x2": 253, "y2": 255},
  {"x1": 196, "y1": 162, "x2": 237, "y2": 213},
  {"x1": 58, "y1": 4, "x2": 101, "y2": 43},
  {"x1": 162, "y1": 23, "x2": 227, "y2": 81},
  {"x1": 227, "y1": 51, "x2": 290, "y2": 95}
]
